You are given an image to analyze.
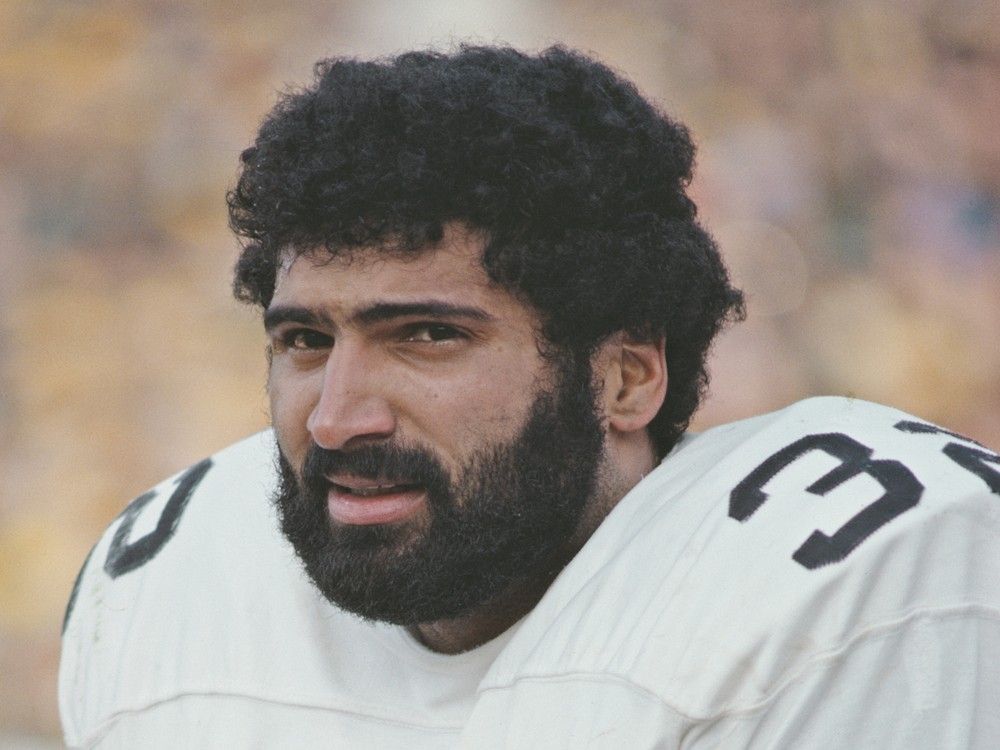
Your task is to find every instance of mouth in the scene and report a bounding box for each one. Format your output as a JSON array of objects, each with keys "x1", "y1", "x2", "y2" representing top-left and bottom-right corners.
[
  {"x1": 325, "y1": 476, "x2": 427, "y2": 525},
  {"x1": 329, "y1": 481, "x2": 422, "y2": 497}
]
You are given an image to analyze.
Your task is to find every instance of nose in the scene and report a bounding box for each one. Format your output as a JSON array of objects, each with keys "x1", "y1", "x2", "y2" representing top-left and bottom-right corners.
[{"x1": 306, "y1": 343, "x2": 396, "y2": 450}]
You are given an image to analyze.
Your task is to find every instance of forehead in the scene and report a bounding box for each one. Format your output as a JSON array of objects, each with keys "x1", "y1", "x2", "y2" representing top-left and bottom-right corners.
[{"x1": 270, "y1": 225, "x2": 534, "y2": 324}]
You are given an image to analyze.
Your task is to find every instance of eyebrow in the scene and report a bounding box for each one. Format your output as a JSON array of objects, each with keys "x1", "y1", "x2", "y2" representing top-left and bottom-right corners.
[
  {"x1": 263, "y1": 300, "x2": 496, "y2": 332},
  {"x1": 352, "y1": 300, "x2": 496, "y2": 325},
  {"x1": 263, "y1": 305, "x2": 334, "y2": 333}
]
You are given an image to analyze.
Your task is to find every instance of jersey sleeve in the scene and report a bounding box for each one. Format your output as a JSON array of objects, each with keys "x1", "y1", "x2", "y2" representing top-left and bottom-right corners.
[
  {"x1": 57, "y1": 432, "x2": 279, "y2": 748},
  {"x1": 462, "y1": 398, "x2": 1000, "y2": 748},
  {"x1": 462, "y1": 607, "x2": 1000, "y2": 749},
  {"x1": 694, "y1": 609, "x2": 1000, "y2": 748},
  {"x1": 57, "y1": 458, "x2": 202, "y2": 748},
  {"x1": 59, "y1": 542, "x2": 102, "y2": 747}
]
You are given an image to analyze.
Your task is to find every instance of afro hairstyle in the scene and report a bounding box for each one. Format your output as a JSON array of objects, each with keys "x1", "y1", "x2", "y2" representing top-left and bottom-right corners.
[{"x1": 228, "y1": 44, "x2": 745, "y2": 456}]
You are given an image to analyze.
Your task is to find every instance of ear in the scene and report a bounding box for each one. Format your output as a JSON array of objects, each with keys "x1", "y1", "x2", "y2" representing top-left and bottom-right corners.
[{"x1": 597, "y1": 334, "x2": 667, "y2": 435}]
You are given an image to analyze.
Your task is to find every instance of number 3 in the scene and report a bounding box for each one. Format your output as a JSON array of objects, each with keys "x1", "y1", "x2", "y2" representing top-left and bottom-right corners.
[
  {"x1": 729, "y1": 433, "x2": 923, "y2": 569},
  {"x1": 103, "y1": 458, "x2": 213, "y2": 578},
  {"x1": 731, "y1": 420, "x2": 999, "y2": 570}
]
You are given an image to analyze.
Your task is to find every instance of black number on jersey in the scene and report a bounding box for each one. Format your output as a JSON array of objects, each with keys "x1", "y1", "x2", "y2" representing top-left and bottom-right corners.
[
  {"x1": 103, "y1": 458, "x2": 213, "y2": 579},
  {"x1": 894, "y1": 420, "x2": 1000, "y2": 495},
  {"x1": 730, "y1": 433, "x2": 924, "y2": 569},
  {"x1": 62, "y1": 544, "x2": 96, "y2": 634}
]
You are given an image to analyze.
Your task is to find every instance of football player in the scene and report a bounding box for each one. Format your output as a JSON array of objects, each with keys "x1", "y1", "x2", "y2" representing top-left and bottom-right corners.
[{"x1": 60, "y1": 45, "x2": 1000, "y2": 748}]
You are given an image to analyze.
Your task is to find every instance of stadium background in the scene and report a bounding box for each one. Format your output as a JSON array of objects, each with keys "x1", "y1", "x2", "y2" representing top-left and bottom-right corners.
[{"x1": 1, "y1": 0, "x2": 997, "y2": 743}]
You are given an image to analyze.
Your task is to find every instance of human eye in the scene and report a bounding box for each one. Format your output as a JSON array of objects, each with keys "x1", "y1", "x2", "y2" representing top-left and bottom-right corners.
[
  {"x1": 278, "y1": 328, "x2": 333, "y2": 351},
  {"x1": 402, "y1": 323, "x2": 467, "y2": 343}
]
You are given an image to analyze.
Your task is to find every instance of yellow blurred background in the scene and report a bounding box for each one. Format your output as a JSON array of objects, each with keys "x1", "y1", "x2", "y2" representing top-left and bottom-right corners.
[{"x1": 1, "y1": 0, "x2": 998, "y2": 742}]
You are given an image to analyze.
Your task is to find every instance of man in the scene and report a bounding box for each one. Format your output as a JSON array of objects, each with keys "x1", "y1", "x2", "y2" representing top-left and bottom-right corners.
[{"x1": 60, "y1": 46, "x2": 1000, "y2": 747}]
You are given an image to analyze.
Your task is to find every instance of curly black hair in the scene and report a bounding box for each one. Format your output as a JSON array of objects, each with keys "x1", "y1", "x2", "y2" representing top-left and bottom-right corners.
[{"x1": 228, "y1": 45, "x2": 745, "y2": 456}]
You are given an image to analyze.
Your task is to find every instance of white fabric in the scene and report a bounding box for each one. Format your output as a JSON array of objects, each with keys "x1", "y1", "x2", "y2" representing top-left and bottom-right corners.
[{"x1": 60, "y1": 397, "x2": 1000, "y2": 748}]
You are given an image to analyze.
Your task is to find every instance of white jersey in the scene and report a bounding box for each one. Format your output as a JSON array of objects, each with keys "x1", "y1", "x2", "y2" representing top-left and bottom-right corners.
[{"x1": 60, "y1": 397, "x2": 1000, "y2": 748}]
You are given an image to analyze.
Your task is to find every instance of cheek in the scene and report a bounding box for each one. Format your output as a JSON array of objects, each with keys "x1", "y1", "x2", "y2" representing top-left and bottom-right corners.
[
  {"x1": 268, "y1": 365, "x2": 319, "y2": 458},
  {"x1": 426, "y1": 360, "x2": 543, "y2": 446}
]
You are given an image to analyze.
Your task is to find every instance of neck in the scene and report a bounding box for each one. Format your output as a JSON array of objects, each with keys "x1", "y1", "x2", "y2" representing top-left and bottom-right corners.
[
  {"x1": 409, "y1": 572, "x2": 558, "y2": 654},
  {"x1": 410, "y1": 435, "x2": 657, "y2": 654}
]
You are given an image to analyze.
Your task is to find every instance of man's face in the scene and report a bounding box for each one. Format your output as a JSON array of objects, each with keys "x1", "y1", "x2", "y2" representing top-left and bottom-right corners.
[{"x1": 266, "y1": 226, "x2": 606, "y2": 625}]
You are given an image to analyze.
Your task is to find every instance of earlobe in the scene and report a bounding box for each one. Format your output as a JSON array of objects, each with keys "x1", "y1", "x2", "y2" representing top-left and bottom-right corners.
[{"x1": 605, "y1": 335, "x2": 667, "y2": 435}]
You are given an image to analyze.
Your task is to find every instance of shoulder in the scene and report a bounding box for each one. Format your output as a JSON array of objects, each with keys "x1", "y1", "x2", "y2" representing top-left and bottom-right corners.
[
  {"x1": 59, "y1": 431, "x2": 297, "y2": 743},
  {"x1": 484, "y1": 397, "x2": 1000, "y2": 717},
  {"x1": 63, "y1": 430, "x2": 279, "y2": 616},
  {"x1": 60, "y1": 430, "x2": 282, "y2": 627},
  {"x1": 63, "y1": 430, "x2": 279, "y2": 625}
]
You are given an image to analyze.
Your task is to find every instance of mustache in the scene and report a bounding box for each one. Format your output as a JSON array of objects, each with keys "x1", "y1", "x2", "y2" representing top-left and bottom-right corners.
[{"x1": 300, "y1": 442, "x2": 451, "y2": 492}]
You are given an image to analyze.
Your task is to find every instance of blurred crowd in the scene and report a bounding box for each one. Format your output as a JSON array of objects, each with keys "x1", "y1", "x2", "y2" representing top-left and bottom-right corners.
[{"x1": 1, "y1": 0, "x2": 997, "y2": 740}]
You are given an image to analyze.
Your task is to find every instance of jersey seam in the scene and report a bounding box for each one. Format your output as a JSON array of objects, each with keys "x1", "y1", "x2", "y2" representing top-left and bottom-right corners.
[
  {"x1": 476, "y1": 603, "x2": 1000, "y2": 723},
  {"x1": 79, "y1": 687, "x2": 465, "y2": 748}
]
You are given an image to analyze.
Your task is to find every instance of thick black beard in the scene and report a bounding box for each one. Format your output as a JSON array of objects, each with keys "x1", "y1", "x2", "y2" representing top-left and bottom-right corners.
[{"x1": 272, "y1": 355, "x2": 606, "y2": 626}]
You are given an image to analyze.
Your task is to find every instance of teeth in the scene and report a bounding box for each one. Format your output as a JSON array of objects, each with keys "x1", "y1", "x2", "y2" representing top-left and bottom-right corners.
[{"x1": 339, "y1": 484, "x2": 408, "y2": 497}]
